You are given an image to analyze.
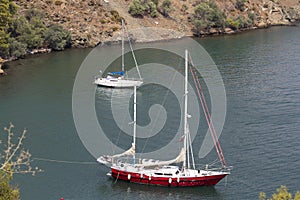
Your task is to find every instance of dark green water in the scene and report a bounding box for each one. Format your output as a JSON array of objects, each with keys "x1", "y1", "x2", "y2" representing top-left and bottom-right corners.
[{"x1": 0, "y1": 25, "x2": 299, "y2": 199}]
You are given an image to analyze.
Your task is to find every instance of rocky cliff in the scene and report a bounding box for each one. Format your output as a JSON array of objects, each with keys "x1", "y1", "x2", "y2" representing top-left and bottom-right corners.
[{"x1": 14, "y1": 0, "x2": 300, "y2": 48}]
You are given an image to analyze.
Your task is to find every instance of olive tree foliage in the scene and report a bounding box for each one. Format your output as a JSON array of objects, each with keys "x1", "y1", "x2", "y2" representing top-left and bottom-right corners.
[
  {"x1": 128, "y1": 0, "x2": 146, "y2": 17},
  {"x1": 44, "y1": 24, "x2": 71, "y2": 51},
  {"x1": 193, "y1": 0, "x2": 225, "y2": 34},
  {"x1": 0, "y1": 0, "x2": 17, "y2": 57},
  {"x1": 0, "y1": 3, "x2": 71, "y2": 59},
  {"x1": 128, "y1": 0, "x2": 159, "y2": 18},
  {"x1": 10, "y1": 15, "x2": 45, "y2": 50},
  {"x1": 0, "y1": 123, "x2": 42, "y2": 200},
  {"x1": 259, "y1": 186, "x2": 300, "y2": 200},
  {"x1": 159, "y1": 0, "x2": 172, "y2": 17}
]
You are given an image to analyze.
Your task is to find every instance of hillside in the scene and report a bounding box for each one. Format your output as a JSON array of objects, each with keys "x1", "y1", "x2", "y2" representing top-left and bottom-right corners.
[{"x1": 11, "y1": 0, "x2": 300, "y2": 47}]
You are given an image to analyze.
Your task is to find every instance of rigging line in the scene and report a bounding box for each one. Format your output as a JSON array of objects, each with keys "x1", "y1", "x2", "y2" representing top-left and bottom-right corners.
[
  {"x1": 188, "y1": 54, "x2": 225, "y2": 163},
  {"x1": 111, "y1": 105, "x2": 130, "y2": 155},
  {"x1": 191, "y1": 66, "x2": 225, "y2": 167},
  {"x1": 33, "y1": 157, "x2": 97, "y2": 165},
  {"x1": 114, "y1": 172, "x2": 120, "y2": 184},
  {"x1": 188, "y1": 55, "x2": 226, "y2": 167},
  {"x1": 109, "y1": 90, "x2": 133, "y2": 155},
  {"x1": 123, "y1": 25, "x2": 142, "y2": 80},
  {"x1": 187, "y1": 124, "x2": 196, "y2": 169},
  {"x1": 192, "y1": 64, "x2": 226, "y2": 165},
  {"x1": 139, "y1": 60, "x2": 182, "y2": 155}
]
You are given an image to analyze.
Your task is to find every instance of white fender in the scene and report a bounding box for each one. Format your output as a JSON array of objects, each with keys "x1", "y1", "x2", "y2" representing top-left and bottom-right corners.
[
  {"x1": 177, "y1": 177, "x2": 180, "y2": 183},
  {"x1": 168, "y1": 178, "x2": 172, "y2": 184},
  {"x1": 128, "y1": 174, "x2": 131, "y2": 180}
]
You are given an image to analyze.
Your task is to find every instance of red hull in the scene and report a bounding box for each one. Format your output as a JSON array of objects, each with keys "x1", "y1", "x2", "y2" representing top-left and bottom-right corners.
[{"x1": 111, "y1": 168, "x2": 227, "y2": 187}]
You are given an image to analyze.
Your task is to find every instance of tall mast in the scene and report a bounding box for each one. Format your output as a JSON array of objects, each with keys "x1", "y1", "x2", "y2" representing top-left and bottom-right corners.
[
  {"x1": 183, "y1": 49, "x2": 188, "y2": 169},
  {"x1": 133, "y1": 86, "x2": 137, "y2": 163},
  {"x1": 121, "y1": 19, "x2": 124, "y2": 75}
]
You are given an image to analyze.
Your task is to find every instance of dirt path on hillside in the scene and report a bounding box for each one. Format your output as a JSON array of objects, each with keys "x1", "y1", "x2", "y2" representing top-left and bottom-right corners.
[
  {"x1": 104, "y1": 0, "x2": 186, "y2": 43},
  {"x1": 105, "y1": 0, "x2": 142, "y2": 29}
]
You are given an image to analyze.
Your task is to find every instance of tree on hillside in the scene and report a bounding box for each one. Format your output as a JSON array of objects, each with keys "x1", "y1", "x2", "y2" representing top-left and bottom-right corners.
[
  {"x1": 128, "y1": 0, "x2": 158, "y2": 18},
  {"x1": 128, "y1": 0, "x2": 146, "y2": 17},
  {"x1": 159, "y1": 0, "x2": 172, "y2": 17},
  {"x1": 44, "y1": 24, "x2": 71, "y2": 50},
  {"x1": 0, "y1": 0, "x2": 17, "y2": 58},
  {"x1": 193, "y1": 1, "x2": 225, "y2": 35},
  {"x1": 0, "y1": 5, "x2": 72, "y2": 59}
]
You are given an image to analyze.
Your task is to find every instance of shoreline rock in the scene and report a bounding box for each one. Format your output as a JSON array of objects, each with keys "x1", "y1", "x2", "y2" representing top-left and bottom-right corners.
[{"x1": 0, "y1": 57, "x2": 7, "y2": 75}]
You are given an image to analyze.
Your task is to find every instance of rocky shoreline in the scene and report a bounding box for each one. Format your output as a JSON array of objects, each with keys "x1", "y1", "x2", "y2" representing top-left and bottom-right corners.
[
  {"x1": 0, "y1": 21, "x2": 298, "y2": 75},
  {"x1": 1, "y1": 0, "x2": 300, "y2": 75},
  {"x1": 13, "y1": 0, "x2": 300, "y2": 48}
]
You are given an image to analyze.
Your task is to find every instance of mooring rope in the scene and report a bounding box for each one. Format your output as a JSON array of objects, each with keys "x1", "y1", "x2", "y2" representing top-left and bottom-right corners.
[{"x1": 33, "y1": 157, "x2": 97, "y2": 165}]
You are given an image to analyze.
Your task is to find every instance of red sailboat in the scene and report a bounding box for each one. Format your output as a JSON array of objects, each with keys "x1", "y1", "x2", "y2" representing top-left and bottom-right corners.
[{"x1": 97, "y1": 50, "x2": 230, "y2": 187}]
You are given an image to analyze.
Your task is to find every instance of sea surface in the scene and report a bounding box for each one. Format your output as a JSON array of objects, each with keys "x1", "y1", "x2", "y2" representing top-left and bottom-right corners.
[{"x1": 0, "y1": 25, "x2": 299, "y2": 199}]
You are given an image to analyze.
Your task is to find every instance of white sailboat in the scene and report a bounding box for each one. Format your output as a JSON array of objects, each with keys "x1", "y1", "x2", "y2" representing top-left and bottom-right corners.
[
  {"x1": 97, "y1": 50, "x2": 230, "y2": 187},
  {"x1": 94, "y1": 20, "x2": 143, "y2": 88}
]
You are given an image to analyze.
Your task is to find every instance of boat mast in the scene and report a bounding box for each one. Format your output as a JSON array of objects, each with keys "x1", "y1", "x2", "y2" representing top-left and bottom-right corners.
[
  {"x1": 133, "y1": 85, "x2": 137, "y2": 163},
  {"x1": 121, "y1": 19, "x2": 125, "y2": 76},
  {"x1": 183, "y1": 49, "x2": 188, "y2": 169}
]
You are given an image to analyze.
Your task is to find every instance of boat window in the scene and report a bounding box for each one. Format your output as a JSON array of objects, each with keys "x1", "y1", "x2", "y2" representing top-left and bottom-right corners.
[{"x1": 154, "y1": 173, "x2": 163, "y2": 175}]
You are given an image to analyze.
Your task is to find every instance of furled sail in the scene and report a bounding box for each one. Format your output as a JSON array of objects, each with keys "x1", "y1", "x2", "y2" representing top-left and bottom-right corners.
[
  {"x1": 97, "y1": 143, "x2": 135, "y2": 166},
  {"x1": 108, "y1": 71, "x2": 125, "y2": 76},
  {"x1": 112, "y1": 143, "x2": 135, "y2": 159},
  {"x1": 135, "y1": 147, "x2": 186, "y2": 168}
]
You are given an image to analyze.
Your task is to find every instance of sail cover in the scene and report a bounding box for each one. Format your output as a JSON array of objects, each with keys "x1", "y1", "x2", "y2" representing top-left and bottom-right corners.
[
  {"x1": 108, "y1": 71, "x2": 124, "y2": 76},
  {"x1": 112, "y1": 143, "x2": 135, "y2": 159},
  {"x1": 135, "y1": 147, "x2": 186, "y2": 168}
]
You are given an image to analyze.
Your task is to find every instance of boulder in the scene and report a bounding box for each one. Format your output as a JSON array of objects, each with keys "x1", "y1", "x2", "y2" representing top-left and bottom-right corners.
[{"x1": 224, "y1": 28, "x2": 235, "y2": 34}]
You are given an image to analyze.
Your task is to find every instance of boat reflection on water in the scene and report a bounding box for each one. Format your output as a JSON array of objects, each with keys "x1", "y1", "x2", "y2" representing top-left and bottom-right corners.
[{"x1": 109, "y1": 179, "x2": 224, "y2": 200}]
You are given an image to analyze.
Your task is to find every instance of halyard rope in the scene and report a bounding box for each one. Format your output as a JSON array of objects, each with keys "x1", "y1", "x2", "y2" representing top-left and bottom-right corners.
[{"x1": 34, "y1": 157, "x2": 97, "y2": 165}]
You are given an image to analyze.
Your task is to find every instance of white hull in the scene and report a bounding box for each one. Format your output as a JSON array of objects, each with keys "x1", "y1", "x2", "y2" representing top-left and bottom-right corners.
[{"x1": 94, "y1": 77, "x2": 143, "y2": 88}]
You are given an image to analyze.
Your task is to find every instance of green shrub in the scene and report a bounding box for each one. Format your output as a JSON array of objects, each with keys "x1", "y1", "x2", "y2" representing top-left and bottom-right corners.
[
  {"x1": 54, "y1": 0, "x2": 63, "y2": 6},
  {"x1": 193, "y1": 0, "x2": 225, "y2": 33},
  {"x1": 24, "y1": 8, "x2": 44, "y2": 21},
  {"x1": 247, "y1": 11, "x2": 255, "y2": 23},
  {"x1": 226, "y1": 15, "x2": 253, "y2": 30},
  {"x1": 236, "y1": 15, "x2": 252, "y2": 29},
  {"x1": 148, "y1": 2, "x2": 158, "y2": 17},
  {"x1": 159, "y1": 0, "x2": 172, "y2": 17},
  {"x1": 111, "y1": 26, "x2": 118, "y2": 31},
  {"x1": 128, "y1": 0, "x2": 159, "y2": 18},
  {"x1": 9, "y1": 38, "x2": 27, "y2": 58},
  {"x1": 128, "y1": 0, "x2": 146, "y2": 17},
  {"x1": 226, "y1": 17, "x2": 239, "y2": 30},
  {"x1": 235, "y1": 0, "x2": 246, "y2": 11},
  {"x1": 44, "y1": 24, "x2": 71, "y2": 50},
  {"x1": 110, "y1": 10, "x2": 121, "y2": 22},
  {"x1": 181, "y1": 4, "x2": 188, "y2": 13},
  {"x1": 0, "y1": 30, "x2": 10, "y2": 58},
  {"x1": 10, "y1": 16, "x2": 45, "y2": 50}
]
